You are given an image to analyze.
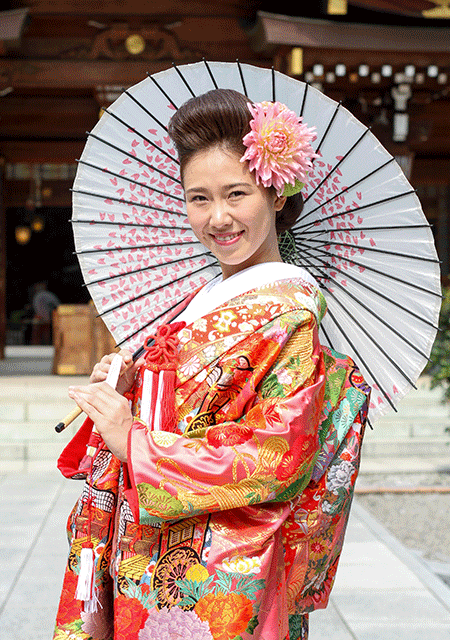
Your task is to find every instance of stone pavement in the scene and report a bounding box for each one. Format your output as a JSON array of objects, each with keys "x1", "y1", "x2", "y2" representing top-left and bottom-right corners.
[{"x1": 0, "y1": 466, "x2": 449, "y2": 640}]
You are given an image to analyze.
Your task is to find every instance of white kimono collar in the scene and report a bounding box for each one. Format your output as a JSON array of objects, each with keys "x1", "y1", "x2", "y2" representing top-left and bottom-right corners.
[{"x1": 178, "y1": 262, "x2": 319, "y2": 327}]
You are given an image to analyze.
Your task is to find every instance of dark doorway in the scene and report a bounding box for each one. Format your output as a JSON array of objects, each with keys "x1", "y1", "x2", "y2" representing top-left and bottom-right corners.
[{"x1": 6, "y1": 206, "x2": 90, "y2": 344}]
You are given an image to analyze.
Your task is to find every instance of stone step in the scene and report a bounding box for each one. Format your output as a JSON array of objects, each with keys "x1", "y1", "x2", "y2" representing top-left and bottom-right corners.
[
  {"x1": 0, "y1": 418, "x2": 85, "y2": 441},
  {"x1": 1, "y1": 416, "x2": 447, "y2": 442},
  {"x1": 1, "y1": 412, "x2": 448, "y2": 441},
  {"x1": 0, "y1": 375, "x2": 89, "y2": 424},
  {"x1": 362, "y1": 436, "x2": 450, "y2": 458},
  {"x1": 375, "y1": 400, "x2": 448, "y2": 417},
  {"x1": 1, "y1": 400, "x2": 82, "y2": 423},
  {"x1": 369, "y1": 418, "x2": 450, "y2": 439},
  {"x1": 2, "y1": 378, "x2": 448, "y2": 420},
  {"x1": 1, "y1": 369, "x2": 449, "y2": 468},
  {"x1": 376, "y1": 380, "x2": 448, "y2": 411},
  {"x1": 0, "y1": 440, "x2": 68, "y2": 463}
]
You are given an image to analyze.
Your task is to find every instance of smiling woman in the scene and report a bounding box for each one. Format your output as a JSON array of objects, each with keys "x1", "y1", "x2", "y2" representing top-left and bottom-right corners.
[{"x1": 54, "y1": 84, "x2": 370, "y2": 640}]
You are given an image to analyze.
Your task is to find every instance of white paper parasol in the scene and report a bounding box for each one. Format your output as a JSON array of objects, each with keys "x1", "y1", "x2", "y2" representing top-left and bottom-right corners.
[{"x1": 71, "y1": 60, "x2": 441, "y2": 420}]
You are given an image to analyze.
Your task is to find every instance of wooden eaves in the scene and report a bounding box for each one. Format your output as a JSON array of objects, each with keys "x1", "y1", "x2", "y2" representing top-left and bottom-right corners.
[{"x1": 248, "y1": 11, "x2": 450, "y2": 53}]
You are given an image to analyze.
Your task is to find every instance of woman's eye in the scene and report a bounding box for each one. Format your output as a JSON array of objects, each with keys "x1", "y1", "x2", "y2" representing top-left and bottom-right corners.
[{"x1": 229, "y1": 190, "x2": 245, "y2": 198}]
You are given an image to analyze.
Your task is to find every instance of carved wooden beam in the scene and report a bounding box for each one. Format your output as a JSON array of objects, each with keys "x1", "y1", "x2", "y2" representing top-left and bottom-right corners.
[
  {"x1": 0, "y1": 59, "x2": 174, "y2": 90},
  {"x1": 0, "y1": 140, "x2": 84, "y2": 163},
  {"x1": 248, "y1": 11, "x2": 450, "y2": 53},
  {"x1": 19, "y1": 0, "x2": 252, "y2": 17}
]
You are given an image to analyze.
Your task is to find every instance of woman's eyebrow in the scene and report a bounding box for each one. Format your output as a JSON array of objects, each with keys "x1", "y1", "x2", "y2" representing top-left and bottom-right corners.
[
  {"x1": 185, "y1": 182, "x2": 251, "y2": 194},
  {"x1": 224, "y1": 182, "x2": 252, "y2": 190},
  {"x1": 185, "y1": 186, "x2": 209, "y2": 194}
]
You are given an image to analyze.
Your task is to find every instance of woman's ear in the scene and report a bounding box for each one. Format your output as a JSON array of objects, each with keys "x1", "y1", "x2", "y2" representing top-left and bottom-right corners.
[{"x1": 274, "y1": 194, "x2": 287, "y2": 212}]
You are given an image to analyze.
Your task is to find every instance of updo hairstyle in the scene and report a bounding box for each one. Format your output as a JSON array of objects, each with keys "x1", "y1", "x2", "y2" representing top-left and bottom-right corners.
[{"x1": 168, "y1": 88, "x2": 303, "y2": 234}]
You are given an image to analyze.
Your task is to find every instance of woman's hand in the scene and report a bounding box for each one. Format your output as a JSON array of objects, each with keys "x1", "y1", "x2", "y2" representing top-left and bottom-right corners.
[
  {"x1": 68, "y1": 381, "x2": 132, "y2": 462},
  {"x1": 69, "y1": 349, "x2": 146, "y2": 461},
  {"x1": 90, "y1": 349, "x2": 146, "y2": 395}
]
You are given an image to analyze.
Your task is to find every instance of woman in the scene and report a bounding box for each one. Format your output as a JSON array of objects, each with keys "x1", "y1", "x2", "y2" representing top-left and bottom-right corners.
[{"x1": 54, "y1": 89, "x2": 370, "y2": 640}]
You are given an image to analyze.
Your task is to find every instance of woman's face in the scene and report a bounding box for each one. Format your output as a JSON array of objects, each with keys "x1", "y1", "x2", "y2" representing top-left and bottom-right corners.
[{"x1": 183, "y1": 146, "x2": 286, "y2": 280}]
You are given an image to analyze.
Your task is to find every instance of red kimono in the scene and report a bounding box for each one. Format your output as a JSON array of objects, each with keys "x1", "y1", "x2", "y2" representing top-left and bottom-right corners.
[{"x1": 54, "y1": 277, "x2": 370, "y2": 640}]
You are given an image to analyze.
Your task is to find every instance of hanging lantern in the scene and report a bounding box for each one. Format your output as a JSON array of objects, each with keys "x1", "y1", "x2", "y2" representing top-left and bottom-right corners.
[
  {"x1": 15, "y1": 225, "x2": 31, "y2": 245},
  {"x1": 31, "y1": 214, "x2": 44, "y2": 232}
]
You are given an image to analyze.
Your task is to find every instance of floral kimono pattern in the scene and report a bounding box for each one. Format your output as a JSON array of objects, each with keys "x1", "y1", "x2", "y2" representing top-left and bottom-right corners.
[{"x1": 54, "y1": 278, "x2": 370, "y2": 640}]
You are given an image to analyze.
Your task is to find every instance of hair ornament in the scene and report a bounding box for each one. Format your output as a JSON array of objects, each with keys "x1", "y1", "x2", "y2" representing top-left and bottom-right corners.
[{"x1": 241, "y1": 101, "x2": 318, "y2": 197}]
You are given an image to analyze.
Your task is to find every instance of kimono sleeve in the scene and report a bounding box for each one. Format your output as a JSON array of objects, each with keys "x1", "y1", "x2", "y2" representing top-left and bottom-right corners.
[{"x1": 125, "y1": 310, "x2": 330, "y2": 524}]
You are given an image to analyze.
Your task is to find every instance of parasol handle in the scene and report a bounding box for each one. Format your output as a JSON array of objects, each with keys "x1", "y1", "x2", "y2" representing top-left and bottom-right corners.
[
  {"x1": 55, "y1": 405, "x2": 83, "y2": 433},
  {"x1": 54, "y1": 345, "x2": 146, "y2": 433}
]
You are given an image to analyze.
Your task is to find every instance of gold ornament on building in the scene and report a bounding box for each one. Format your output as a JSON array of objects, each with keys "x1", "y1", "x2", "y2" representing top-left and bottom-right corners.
[
  {"x1": 327, "y1": 0, "x2": 347, "y2": 14},
  {"x1": 423, "y1": 0, "x2": 450, "y2": 18},
  {"x1": 288, "y1": 48, "x2": 303, "y2": 76},
  {"x1": 125, "y1": 33, "x2": 146, "y2": 55}
]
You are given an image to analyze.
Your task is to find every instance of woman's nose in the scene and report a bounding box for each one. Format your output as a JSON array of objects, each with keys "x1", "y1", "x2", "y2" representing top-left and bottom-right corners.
[{"x1": 209, "y1": 201, "x2": 232, "y2": 227}]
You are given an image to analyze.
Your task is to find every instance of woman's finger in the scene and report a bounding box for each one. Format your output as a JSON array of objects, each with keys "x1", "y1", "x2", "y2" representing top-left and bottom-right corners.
[
  {"x1": 68, "y1": 384, "x2": 128, "y2": 430},
  {"x1": 118, "y1": 349, "x2": 133, "y2": 367},
  {"x1": 70, "y1": 381, "x2": 118, "y2": 411},
  {"x1": 68, "y1": 384, "x2": 108, "y2": 427},
  {"x1": 116, "y1": 350, "x2": 146, "y2": 395},
  {"x1": 90, "y1": 351, "x2": 130, "y2": 384},
  {"x1": 90, "y1": 352, "x2": 116, "y2": 383},
  {"x1": 68, "y1": 382, "x2": 132, "y2": 461},
  {"x1": 89, "y1": 348, "x2": 146, "y2": 393}
]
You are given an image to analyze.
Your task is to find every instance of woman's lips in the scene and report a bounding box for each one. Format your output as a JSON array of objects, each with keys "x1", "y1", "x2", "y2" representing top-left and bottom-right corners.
[{"x1": 211, "y1": 231, "x2": 243, "y2": 246}]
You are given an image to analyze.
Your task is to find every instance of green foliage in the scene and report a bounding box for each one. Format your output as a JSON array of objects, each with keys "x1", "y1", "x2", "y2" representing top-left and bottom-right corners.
[
  {"x1": 175, "y1": 570, "x2": 265, "y2": 609},
  {"x1": 260, "y1": 372, "x2": 284, "y2": 398},
  {"x1": 176, "y1": 575, "x2": 215, "y2": 608},
  {"x1": 246, "y1": 615, "x2": 260, "y2": 634},
  {"x1": 426, "y1": 288, "x2": 450, "y2": 410}
]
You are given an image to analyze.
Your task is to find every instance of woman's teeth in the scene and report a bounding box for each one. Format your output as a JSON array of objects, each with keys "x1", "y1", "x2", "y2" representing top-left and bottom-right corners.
[{"x1": 216, "y1": 233, "x2": 239, "y2": 242}]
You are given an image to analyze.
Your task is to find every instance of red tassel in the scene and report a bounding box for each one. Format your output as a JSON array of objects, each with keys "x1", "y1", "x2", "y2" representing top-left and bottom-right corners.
[
  {"x1": 143, "y1": 322, "x2": 186, "y2": 371},
  {"x1": 142, "y1": 321, "x2": 185, "y2": 433},
  {"x1": 159, "y1": 369, "x2": 177, "y2": 433}
]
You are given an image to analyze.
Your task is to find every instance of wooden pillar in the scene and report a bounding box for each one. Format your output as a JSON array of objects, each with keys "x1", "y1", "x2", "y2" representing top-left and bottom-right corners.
[{"x1": 0, "y1": 158, "x2": 5, "y2": 359}]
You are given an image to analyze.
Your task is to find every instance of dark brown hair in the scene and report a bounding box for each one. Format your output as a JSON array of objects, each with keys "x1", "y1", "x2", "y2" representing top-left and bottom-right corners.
[{"x1": 168, "y1": 88, "x2": 303, "y2": 234}]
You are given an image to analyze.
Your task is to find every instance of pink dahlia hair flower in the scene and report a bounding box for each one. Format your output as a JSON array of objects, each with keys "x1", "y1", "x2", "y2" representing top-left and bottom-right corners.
[{"x1": 241, "y1": 101, "x2": 318, "y2": 196}]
